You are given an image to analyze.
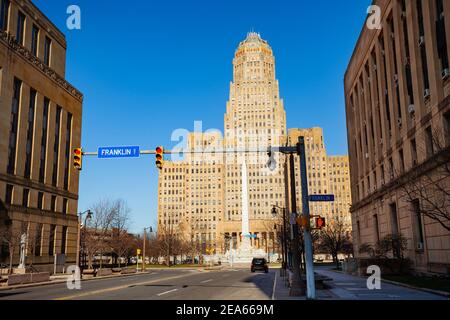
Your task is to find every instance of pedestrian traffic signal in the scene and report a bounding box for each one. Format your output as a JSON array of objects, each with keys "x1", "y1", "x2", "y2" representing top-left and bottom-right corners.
[
  {"x1": 73, "y1": 148, "x2": 82, "y2": 171},
  {"x1": 315, "y1": 217, "x2": 326, "y2": 229},
  {"x1": 155, "y1": 146, "x2": 164, "y2": 170}
]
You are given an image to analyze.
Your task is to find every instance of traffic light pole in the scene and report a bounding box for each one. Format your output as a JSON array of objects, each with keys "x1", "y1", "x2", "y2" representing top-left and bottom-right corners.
[{"x1": 297, "y1": 136, "x2": 316, "y2": 300}]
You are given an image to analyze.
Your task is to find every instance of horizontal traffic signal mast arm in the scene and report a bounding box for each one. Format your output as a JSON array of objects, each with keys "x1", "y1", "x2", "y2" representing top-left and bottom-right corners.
[{"x1": 80, "y1": 146, "x2": 301, "y2": 156}]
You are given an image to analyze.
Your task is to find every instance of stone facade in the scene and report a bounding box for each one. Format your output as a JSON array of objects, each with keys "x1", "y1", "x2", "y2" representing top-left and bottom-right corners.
[
  {"x1": 0, "y1": 0, "x2": 83, "y2": 272},
  {"x1": 345, "y1": 0, "x2": 450, "y2": 274}
]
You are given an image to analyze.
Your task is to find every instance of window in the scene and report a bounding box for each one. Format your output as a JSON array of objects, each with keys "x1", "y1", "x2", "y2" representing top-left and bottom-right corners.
[
  {"x1": 417, "y1": 0, "x2": 430, "y2": 93},
  {"x1": 37, "y1": 192, "x2": 43, "y2": 210},
  {"x1": 61, "y1": 226, "x2": 67, "y2": 254},
  {"x1": 412, "y1": 199, "x2": 424, "y2": 250},
  {"x1": 63, "y1": 113, "x2": 72, "y2": 190},
  {"x1": 401, "y1": 0, "x2": 414, "y2": 109},
  {"x1": 410, "y1": 138, "x2": 417, "y2": 166},
  {"x1": 16, "y1": 11, "x2": 25, "y2": 45},
  {"x1": 399, "y1": 149, "x2": 405, "y2": 174},
  {"x1": 425, "y1": 126, "x2": 434, "y2": 156},
  {"x1": 52, "y1": 106, "x2": 62, "y2": 187},
  {"x1": 356, "y1": 220, "x2": 361, "y2": 244},
  {"x1": 24, "y1": 89, "x2": 36, "y2": 179},
  {"x1": 389, "y1": 203, "x2": 399, "y2": 236},
  {"x1": 435, "y1": 0, "x2": 449, "y2": 75},
  {"x1": 7, "y1": 78, "x2": 22, "y2": 175},
  {"x1": 44, "y1": 36, "x2": 51, "y2": 66},
  {"x1": 31, "y1": 24, "x2": 39, "y2": 56},
  {"x1": 48, "y1": 225, "x2": 56, "y2": 256},
  {"x1": 62, "y1": 198, "x2": 68, "y2": 214},
  {"x1": 5, "y1": 184, "x2": 13, "y2": 204},
  {"x1": 373, "y1": 214, "x2": 380, "y2": 242},
  {"x1": 0, "y1": 0, "x2": 9, "y2": 31},
  {"x1": 51, "y1": 195, "x2": 56, "y2": 212},
  {"x1": 34, "y1": 224, "x2": 42, "y2": 257},
  {"x1": 39, "y1": 98, "x2": 49, "y2": 183},
  {"x1": 22, "y1": 188, "x2": 29, "y2": 207}
]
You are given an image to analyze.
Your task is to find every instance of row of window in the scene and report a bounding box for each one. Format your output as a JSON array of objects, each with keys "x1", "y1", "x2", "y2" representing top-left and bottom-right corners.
[
  {"x1": 0, "y1": 0, "x2": 52, "y2": 66},
  {"x1": 4, "y1": 184, "x2": 69, "y2": 214},
  {"x1": 351, "y1": 0, "x2": 448, "y2": 166},
  {"x1": 6, "y1": 78, "x2": 74, "y2": 190}
]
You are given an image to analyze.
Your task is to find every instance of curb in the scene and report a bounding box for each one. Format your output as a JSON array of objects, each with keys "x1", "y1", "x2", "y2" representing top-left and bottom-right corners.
[
  {"x1": 0, "y1": 271, "x2": 152, "y2": 292},
  {"x1": 380, "y1": 278, "x2": 450, "y2": 298},
  {"x1": 327, "y1": 268, "x2": 450, "y2": 298}
]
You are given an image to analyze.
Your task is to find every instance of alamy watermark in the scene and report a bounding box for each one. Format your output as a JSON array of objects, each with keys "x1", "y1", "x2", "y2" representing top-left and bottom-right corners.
[
  {"x1": 66, "y1": 265, "x2": 82, "y2": 290},
  {"x1": 366, "y1": 5, "x2": 382, "y2": 30},
  {"x1": 66, "y1": 5, "x2": 81, "y2": 30},
  {"x1": 366, "y1": 265, "x2": 381, "y2": 290}
]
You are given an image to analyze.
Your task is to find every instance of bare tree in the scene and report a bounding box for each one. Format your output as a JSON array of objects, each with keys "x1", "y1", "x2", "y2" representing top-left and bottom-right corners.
[
  {"x1": 0, "y1": 220, "x2": 27, "y2": 274},
  {"x1": 83, "y1": 199, "x2": 116, "y2": 269},
  {"x1": 157, "y1": 224, "x2": 177, "y2": 266},
  {"x1": 400, "y1": 128, "x2": 450, "y2": 232},
  {"x1": 108, "y1": 199, "x2": 132, "y2": 267},
  {"x1": 317, "y1": 218, "x2": 352, "y2": 269}
]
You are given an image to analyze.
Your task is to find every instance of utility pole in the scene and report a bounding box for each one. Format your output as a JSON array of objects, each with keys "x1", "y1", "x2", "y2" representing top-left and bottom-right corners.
[
  {"x1": 298, "y1": 136, "x2": 316, "y2": 300},
  {"x1": 143, "y1": 227, "x2": 152, "y2": 272}
]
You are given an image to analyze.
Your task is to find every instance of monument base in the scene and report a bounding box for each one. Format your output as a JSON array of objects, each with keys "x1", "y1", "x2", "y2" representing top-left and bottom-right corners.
[{"x1": 223, "y1": 241, "x2": 268, "y2": 264}]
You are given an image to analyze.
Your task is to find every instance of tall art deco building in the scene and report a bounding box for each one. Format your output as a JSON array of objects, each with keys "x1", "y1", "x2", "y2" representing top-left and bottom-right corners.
[{"x1": 158, "y1": 32, "x2": 352, "y2": 256}]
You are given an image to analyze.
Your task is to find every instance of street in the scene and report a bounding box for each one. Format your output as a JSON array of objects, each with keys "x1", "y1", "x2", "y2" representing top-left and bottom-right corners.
[
  {"x1": 0, "y1": 266, "x2": 446, "y2": 300},
  {"x1": 0, "y1": 268, "x2": 275, "y2": 300}
]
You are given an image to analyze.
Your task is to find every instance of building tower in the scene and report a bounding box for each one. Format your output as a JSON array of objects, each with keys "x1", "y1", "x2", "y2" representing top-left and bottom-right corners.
[{"x1": 222, "y1": 32, "x2": 287, "y2": 253}]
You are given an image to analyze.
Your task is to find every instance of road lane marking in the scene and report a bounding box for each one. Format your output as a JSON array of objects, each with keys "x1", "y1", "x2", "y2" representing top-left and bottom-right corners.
[
  {"x1": 272, "y1": 271, "x2": 277, "y2": 300},
  {"x1": 200, "y1": 279, "x2": 213, "y2": 284},
  {"x1": 54, "y1": 273, "x2": 196, "y2": 300},
  {"x1": 157, "y1": 289, "x2": 178, "y2": 296}
]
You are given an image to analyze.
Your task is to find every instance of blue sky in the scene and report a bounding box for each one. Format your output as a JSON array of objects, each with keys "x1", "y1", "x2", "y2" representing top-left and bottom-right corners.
[{"x1": 33, "y1": 0, "x2": 371, "y2": 233}]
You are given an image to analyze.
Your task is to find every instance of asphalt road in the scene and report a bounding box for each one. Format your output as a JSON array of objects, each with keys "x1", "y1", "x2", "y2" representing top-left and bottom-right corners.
[{"x1": 0, "y1": 268, "x2": 276, "y2": 300}]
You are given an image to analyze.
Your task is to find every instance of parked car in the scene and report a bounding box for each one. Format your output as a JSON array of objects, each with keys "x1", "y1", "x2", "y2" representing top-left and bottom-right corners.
[{"x1": 251, "y1": 258, "x2": 269, "y2": 273}]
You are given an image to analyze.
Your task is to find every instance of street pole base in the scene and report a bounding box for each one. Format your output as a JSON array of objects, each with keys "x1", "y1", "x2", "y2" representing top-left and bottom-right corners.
[{"x1": 289, "y1": 279, "x2": 306, "y2": 296}]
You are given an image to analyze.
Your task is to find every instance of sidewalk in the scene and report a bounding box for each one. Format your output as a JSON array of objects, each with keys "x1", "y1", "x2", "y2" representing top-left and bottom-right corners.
[
  {"x1": 272, "y1": 269, "x2": 334, "y2": 300},
  {"x1": 314, "y1": 267, "x2": 447, "y2": 300}
]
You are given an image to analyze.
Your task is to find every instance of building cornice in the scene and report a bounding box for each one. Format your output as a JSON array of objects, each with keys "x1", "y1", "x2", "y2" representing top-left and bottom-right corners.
[
  {"x1": 6, "y1": 204, "x2": 78, "y2": 221},
  {"x1": 0, "y1": 30, "x2": 83, "y2": 103},
  {"x1": 0, "y1": 172, "x2": 79, "y2": 201}
]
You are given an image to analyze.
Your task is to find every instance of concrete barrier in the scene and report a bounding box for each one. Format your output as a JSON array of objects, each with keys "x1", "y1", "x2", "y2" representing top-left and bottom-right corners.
[
  {"x1": 96, "y1": 269, "x2": 112, "y2": 277},
  {"x1": 7, "y1": 272, "x2": 50, "y2": 286}
]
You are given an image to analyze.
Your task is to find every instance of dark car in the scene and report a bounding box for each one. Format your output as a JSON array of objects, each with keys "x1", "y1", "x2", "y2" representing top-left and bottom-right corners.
[{"x1": 251, "y1": 258, "x2": 269, "y2": 273}]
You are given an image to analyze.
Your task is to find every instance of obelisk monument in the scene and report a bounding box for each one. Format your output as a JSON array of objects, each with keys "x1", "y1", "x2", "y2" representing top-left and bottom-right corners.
[{"x1": 240, "y1": 159, "x2": 251, "y2": 253}]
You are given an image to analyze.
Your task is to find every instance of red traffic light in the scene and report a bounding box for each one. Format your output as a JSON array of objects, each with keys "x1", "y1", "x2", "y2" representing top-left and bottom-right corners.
[
  {"x1": 74, "y1": 148, "x2": 82, "y2": 156},
  {"x1": 155, "y1": 146, "x2": 164, "y2": 170}
]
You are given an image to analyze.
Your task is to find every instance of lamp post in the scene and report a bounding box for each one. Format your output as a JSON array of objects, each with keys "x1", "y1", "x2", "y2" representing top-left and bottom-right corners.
[
  {"x1": 76, "y1": 210, "x2": 92, "y2": 270},
  {"x1": 272, "y1": 205, "x2": 288, "y2": 272},
  {"x1": 142, "y1": 226, "x2": 153, "y2": 272}
]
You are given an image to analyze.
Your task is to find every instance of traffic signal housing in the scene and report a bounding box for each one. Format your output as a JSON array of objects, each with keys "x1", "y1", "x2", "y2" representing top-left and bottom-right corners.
[
  {"x1": 315, "y1": 216, "x2": 326, "y2": 230},
  {"x1": 155, "y1": 146, "x2": 164, "y2": 170},
  {"x1": 73, "y1": 148, "x2": 82, "y2": 171}
]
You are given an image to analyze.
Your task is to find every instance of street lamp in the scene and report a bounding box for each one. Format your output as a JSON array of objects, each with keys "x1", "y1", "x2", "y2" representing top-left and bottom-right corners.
[
  {"x1": 76, "y1": 210, "x2": 93, "y2": 270},
  {"x1": 272, "y1": 205, "x2": 288, "y2": 272},
  {"x1": 142, "y1": 226, "x2": 153, "y2": 272}
]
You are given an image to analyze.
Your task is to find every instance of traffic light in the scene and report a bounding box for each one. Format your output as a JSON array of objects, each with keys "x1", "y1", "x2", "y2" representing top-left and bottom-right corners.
[
  {"x1": 73, "y1": 148, "x2": 82, "y2": 171},
  {"x1": 315, "y1": 216, "x2": 326, "y2": 230},
  {"x1": 155, "y1": 146, "x2": 164, "y2": 170},
  {"x1": 266, "y1": 147, "x2": 276, "y2": 171}
]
